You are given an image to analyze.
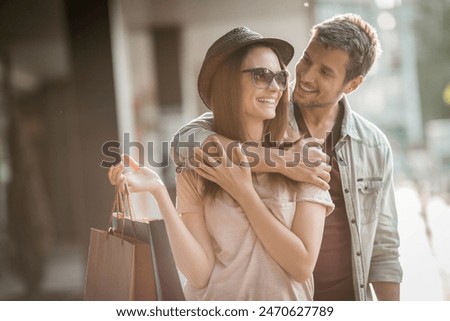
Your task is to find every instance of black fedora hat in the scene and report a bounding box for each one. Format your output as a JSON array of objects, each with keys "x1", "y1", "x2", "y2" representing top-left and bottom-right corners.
[{"x1": 197, "y1": 26, "x2": 294, "y2": 109}]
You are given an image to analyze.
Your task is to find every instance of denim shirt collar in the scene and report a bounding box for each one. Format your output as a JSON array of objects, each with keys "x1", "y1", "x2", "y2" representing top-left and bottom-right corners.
[
  {"x1": 288, "y1": 93, "x2": 362, "y2": 142},
  {"x1": 340, "y1": 95, "x2": 362, "y2": 142}
]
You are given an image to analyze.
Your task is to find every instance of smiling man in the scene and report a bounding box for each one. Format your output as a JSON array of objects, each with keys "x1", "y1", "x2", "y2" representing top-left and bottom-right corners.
[{"x1": 171, "y1": 14, "x2": 402, "y2": 301}]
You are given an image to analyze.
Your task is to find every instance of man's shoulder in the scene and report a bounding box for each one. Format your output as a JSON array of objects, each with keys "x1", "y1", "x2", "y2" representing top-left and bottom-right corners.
[{"x1": 349, "y1": 110, "x2": 390, "y2": 147}]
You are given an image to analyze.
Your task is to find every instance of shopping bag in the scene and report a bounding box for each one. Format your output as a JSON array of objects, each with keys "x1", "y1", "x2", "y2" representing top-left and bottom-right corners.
[
  {"x1": 84, "y1": 185, "x2": 157, "y2": 300},
  {"x1": 112, "y1": 216, "x2": 185, "y2": 300},
  {"x1": 84, "y1": 184, "x2": 185, "y2": 300},
  {"x1": 84, "y1": 228, "x2": 156, "y2": 300}
]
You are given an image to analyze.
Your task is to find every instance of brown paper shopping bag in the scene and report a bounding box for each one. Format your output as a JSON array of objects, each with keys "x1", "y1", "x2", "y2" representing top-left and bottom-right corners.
[
  {"x1": 84, "y1": 228, "x2": 156, "y2": 300},
  {"x1": 85, "y1": 184, "x2": 185, "y2": 300},
  {"x1": 84, "y1": 185, "x2": 157, "y2": 300}
]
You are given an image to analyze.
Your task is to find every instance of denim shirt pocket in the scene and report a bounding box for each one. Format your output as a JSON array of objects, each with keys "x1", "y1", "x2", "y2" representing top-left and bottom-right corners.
[{"x1": 357, "y1": 177, "x2": 383, "y2": 224}]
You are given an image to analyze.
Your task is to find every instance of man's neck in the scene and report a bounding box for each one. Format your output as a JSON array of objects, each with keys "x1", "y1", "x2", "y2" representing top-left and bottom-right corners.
[{"x1": 298, "y1": 103, "x2": 340, "y2": 139}]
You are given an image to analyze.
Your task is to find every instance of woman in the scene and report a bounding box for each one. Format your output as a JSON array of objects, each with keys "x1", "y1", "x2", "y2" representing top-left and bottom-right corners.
[{"x1": 109, "y1": 27, "x2": 334, "y2": 300}]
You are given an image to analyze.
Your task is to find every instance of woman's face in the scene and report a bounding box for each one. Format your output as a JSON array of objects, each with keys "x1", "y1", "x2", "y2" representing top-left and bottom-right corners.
[{"x1": 240, "y1": 46, "x2": 285, "y2": 126}]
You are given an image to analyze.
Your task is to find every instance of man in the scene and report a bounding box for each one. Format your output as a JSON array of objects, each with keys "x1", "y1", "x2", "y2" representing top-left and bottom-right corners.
[{"x1": 171, "y1": 14, "x2": 402, "y2": 300}]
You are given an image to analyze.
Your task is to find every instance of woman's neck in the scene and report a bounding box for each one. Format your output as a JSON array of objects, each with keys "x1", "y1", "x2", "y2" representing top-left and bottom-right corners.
[{"x1": 242, "y1": 119, "x2": 264, "y2": 142}]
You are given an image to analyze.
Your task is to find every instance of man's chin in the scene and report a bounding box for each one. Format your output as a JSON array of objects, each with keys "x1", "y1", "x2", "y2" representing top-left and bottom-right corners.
[{"x1": 294, "y1": 95, "x2": 316, "y2": 108}]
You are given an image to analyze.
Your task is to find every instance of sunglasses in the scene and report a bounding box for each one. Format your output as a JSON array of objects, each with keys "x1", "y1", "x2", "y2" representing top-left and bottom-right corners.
[{"x1": 241, "y1": 67, "x2": 289, "y2": 91}]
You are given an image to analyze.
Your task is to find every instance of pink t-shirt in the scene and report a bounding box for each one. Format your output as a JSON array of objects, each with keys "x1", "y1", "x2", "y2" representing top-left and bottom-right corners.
[{"x1": 176, "y1": 170, "x2": 334, "y2": 300}]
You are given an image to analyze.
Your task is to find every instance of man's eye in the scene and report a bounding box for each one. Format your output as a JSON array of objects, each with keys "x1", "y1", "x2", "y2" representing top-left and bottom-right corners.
[
  {"x1": 301, "y1": 56, "x2": 310, "y2": 64},
  {"x1": 321, "y1": 69, "x2": 332, "y2": 77}
]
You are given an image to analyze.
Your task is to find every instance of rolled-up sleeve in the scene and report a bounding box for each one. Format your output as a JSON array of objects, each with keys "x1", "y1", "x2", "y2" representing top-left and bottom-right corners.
[
  {"x1": 176, "y1": 170, "x2": 204, "y2": 215},
  {"x1": 296, "y1": 183, "x2": 335, "y2": 216},
  {"x1": 368, "y1": 141, "x2": 403, "y2": 283}
]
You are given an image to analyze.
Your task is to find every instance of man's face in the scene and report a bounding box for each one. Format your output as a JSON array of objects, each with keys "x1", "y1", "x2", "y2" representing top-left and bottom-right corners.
[{"x1": 293, "y1": 38, "x2": 355, "y2": 110}]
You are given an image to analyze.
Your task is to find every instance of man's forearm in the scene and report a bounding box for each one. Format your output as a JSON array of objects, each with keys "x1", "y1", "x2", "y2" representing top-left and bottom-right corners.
[
  {"x1": 372, "y1": 282, "x2": 400, "y2": 300},
  {"x1": 171, "y1": 112, "x2": 215, "y2": 167},
  {"x1": 172, "y1": 116, "x2": 330, "y2": 189},
  {"x1": 201, "y1": 136, "x2": 275, "y2": 174},
  {"x1": 204, "y1": 137, "x2": 330, "y2": 189}
]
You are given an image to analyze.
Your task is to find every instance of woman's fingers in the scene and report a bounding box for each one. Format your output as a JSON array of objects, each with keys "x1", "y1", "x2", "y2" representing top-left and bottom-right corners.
[
  {"x1": 233, "y1": 144, "x2": 250, "y2": 168},
  {"x1": 118, "y1": 175, "x2": 127, "y2": 193},
  {"x1": 195, "y1": 147, "x2": 221, "y2": 168},
  {"x1": 123, "y1": 172, "x2": 135, "y2": 193},
  {"x1": 123, "y1": 154, "x2": 140, "y2": 171},
  {"x1": 113, "y1": 163, "x2": 125, "y2": 184},
  {"x1": 108, "y1": 161, "x2": 132, "y2": 194},
  {"x1": 108, "y1": 166, "x2": 114, "y2": 184},
  {"x1": 108, "y1": 162, "x2": 122, "y2": 184},
  {"x1": 194, "y1": 165, "x2": 217, "y2": 183}
]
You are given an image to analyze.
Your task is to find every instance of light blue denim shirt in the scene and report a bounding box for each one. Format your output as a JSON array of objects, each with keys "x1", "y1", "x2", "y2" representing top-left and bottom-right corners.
[
  {"x1": 170, "y1": 96, "x2": 403, "y2": 300},
  {"x1": 287, "y1": 96, "x2": 403, "y2": 300}
]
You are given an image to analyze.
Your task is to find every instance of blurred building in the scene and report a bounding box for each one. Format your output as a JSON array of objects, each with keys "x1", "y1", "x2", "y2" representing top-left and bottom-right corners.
[{"x1": 0, "y1": 0, "x2": 119, "y2": 299}]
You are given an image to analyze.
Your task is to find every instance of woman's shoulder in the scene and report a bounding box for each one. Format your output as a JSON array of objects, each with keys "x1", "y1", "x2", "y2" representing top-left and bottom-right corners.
[{"x1": 252, "y1": 173, "x2": 298, "y2": 202}]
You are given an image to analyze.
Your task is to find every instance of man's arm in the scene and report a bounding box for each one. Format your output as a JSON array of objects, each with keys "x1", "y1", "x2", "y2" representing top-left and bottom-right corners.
[
  {"x1": 372, "y1": 282, "x2": 400, "y2": 300},
  {"x1": 369, "y1": 140, "x2": 403, "y2": 300},
  {"x1": 170, "y1": 113, "x2": 331, "y2": 189},
  {"x1": 171, "y1": 112, "x2": 215, "y2": 168}
]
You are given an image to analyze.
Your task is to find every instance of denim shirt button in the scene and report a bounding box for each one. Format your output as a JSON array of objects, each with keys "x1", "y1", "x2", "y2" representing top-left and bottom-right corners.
[
  {"x1": 360, "y1": 284, "x2": 364, "y2": 288},
  {"x1": 344, "y1": 188, "x2": 349, "y2": 193},
  {"x1": 357, "y1": 251, "x2": 361, "y2": 256},
  {"x1": 351, "y1": 219, "x2": 356, "y2": 224}
]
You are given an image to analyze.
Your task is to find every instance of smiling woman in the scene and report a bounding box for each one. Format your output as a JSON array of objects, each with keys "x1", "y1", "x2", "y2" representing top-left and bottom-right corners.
[{"x1": 108, "y1": 26, "x2": 334, "y2": 300}]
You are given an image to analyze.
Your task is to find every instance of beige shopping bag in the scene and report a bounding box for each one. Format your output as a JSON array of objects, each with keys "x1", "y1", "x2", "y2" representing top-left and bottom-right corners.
[
  {"x1": 84, "y1": 227, "x2": 156, "y2": 300},
  {"x1": 84, "y1": 184, "x2": 184, "y2": 300}
]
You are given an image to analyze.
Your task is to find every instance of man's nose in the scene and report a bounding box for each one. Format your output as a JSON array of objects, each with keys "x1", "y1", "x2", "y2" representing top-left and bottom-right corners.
[{"x1": 300, "y1": 66, "x2": 316, "y2": 83}]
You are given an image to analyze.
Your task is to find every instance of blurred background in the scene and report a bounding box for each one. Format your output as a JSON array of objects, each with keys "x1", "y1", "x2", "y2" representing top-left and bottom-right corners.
[{"x1": 0, "y1": 0, "x2": 449, "y2": 300}]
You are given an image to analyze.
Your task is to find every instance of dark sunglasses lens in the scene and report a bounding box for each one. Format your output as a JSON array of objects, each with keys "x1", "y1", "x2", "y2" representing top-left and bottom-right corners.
[
  {"x1": 252, "y1": 69, "x2": 272, "y2": 88},
  {"x1": 252, "y1": 68, "x2": 287, "y2": 90},
  {"x1": 275, "y1": 72, "x2": 288, "y2": 89}
]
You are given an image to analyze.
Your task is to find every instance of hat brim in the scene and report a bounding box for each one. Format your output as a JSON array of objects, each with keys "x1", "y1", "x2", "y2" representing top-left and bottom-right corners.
[{"x1": 198, "y1": 37, "x2": 294, "y2": 109}]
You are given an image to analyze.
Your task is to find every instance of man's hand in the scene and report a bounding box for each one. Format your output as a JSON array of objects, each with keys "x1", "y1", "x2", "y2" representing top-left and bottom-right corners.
[
  {"x1": 279, "y1": 137, "x2": 331, "y2": 190},
  {"x1": 195, "y1": 135, "x2": 331, "y2": 190}
]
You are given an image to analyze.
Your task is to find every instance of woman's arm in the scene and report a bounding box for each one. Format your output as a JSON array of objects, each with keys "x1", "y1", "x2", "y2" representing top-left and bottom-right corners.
[
  {"x1": 195, "y1": 142, "x2": 328, "y2": 283},
  {"x1": 237, "y1": 191, "x2": 327, "y2": 282},
  {"x1": 108, "y1": 155, "x2": 215, "y2": 289}
]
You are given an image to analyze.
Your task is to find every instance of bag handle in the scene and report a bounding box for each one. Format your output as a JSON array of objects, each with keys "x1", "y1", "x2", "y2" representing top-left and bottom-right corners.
[{"x1": 108, "y1": 183, "x2": 137, "y2": 242}]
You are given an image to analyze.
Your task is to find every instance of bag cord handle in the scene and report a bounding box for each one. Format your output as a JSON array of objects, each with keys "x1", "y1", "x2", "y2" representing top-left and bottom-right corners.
[{"x1": 108, "y1": 183, "x2": 137, "y2": 242}]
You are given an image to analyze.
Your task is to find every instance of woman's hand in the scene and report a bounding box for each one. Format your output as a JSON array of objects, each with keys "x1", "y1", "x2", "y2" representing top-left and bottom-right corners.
[
  {"x1": 193, "y1": 137, "x2": 253, "y2": 200},
  {"x1": 108, "y1": 154, "x2": 165, "y2": 194}
]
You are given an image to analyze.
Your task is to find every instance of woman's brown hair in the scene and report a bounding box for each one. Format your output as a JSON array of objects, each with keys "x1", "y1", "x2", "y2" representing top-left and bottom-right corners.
[{"x1": 203, "y1": 44, "x2": 298, "y2": 199}]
